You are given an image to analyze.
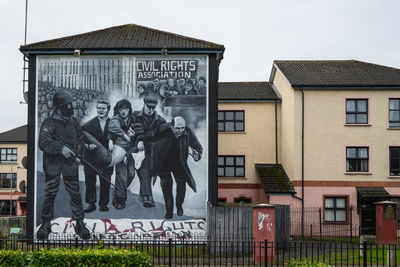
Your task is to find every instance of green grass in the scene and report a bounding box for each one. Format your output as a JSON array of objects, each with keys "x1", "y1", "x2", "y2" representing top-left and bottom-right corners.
[{"x1": 289, "y1": 245, "x2": 400, "y2": 265}]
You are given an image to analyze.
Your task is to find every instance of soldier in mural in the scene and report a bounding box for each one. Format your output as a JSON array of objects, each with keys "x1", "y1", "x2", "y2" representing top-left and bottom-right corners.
[
  {"x1": 157, "y1": 116, "x2": 203, "y2": 219},
  {"x1": 134, "y1": 96, "x2": 166, "y2": 208},
  {"x1": 82, "y1": 99, "x2": 113, "y2": 213},
  {"x1": 37, "y1": 91, "x2": 90, "y2": 239}
]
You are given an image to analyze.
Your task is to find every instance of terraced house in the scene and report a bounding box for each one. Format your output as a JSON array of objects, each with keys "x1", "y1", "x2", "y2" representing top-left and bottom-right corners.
[
  {"x1": 0, "y1": 125, "x2": 27, "y2": 216},
  {"x1": 217, "y1": 60, "x2": 400, "y2": 234}
]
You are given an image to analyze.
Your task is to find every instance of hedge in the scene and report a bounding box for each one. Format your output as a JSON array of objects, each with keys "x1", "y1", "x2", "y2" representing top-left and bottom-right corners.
[
  {"x1": 0, "y1": 247, "x2": 150, "y2": 267},
  {"x1": 287, "y1": 259, "x2": 332, "y2": 267}
]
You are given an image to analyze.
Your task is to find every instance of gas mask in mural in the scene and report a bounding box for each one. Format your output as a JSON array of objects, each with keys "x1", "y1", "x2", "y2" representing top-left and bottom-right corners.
[{"x1": 59, "y1": 104, "x2": 74, "y2": 118}]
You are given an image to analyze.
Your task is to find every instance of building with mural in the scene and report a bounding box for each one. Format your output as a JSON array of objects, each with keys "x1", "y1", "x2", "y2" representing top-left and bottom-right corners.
[{"x1": 20, "y1": 24, "x2": 224, "y2": 239}]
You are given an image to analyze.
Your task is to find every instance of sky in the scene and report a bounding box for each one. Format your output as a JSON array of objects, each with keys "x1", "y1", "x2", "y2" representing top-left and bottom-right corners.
[{"x1": 0, "y1": 0, "x2": 400, "y2": 133}]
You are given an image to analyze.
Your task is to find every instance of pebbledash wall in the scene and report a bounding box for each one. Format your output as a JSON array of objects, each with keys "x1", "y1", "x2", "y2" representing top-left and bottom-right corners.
[
  {"x1": 270, "y1": 64, "x2": 400, "y2": 207},
  {"x1": 217, "y1": 101, "x2": 277, "y2": 203}
]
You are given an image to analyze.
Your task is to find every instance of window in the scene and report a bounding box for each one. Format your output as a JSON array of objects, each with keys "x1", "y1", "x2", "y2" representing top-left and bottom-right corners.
[
  {"x1": 0, "y1": 173, "x2": 16, "y2": 189},
  {"x1": 218, "y1": 156, "x2": 245, "y2": 177},
  {"x1": 324, "y1": 197, "x2": 347, "y2": 222},
  {"x1": 346, "y1": 147, "x2": 369, "y2": 172},
  {"x1": 0, "y1": 200, "x2": 16, "y2": 216},
  {"x1": 234, "y1": 197, "x2": 252, "y2": 204},
  {"x1": 389, "y1": 98, "x2": 400, "y2": 127},
  {"x1": 218, "y1": 111, "x2": 244, "y2": 132},
  {"x1": 346, "y1": 99, "x2": 368, "y2": 124},
  {"x1": 389, "y1": 147, "x2": 400, "y2": 176},
  {"x1": 0, "y1": 148, "x2": 17, "y2": 163},
  {"x1": 217, "y1": 198, "x2": 226, "y2": 203}
]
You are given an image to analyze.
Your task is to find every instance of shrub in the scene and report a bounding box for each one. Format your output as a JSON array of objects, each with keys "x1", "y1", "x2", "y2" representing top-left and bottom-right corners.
[
  {"x1": 287, "y1": 259, "x2": 332, "y2": 267},
  {"x1": 0, "y1": 248, "x2": 150, "y2": 267}
]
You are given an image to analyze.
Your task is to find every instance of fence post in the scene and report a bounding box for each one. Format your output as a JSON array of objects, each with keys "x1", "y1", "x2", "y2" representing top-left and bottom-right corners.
[
  {"x1": 264, "y1": 238, "x2": 268, "y2": 267},
  {"x1": 349, "y1": 206, "x2": 353, "y2": 241},
  {"x1": 168, "y1": 238, "x2": 172, "y2": 267},
  {"x1": 318, "y1": 208, "x2": 322, "y2": 241},
  {"x1": 362, "y1": 239, "x2": 367, "y2": 267},
  {"x1": 75, "y1": 237, "x2": 78, "y2": 249}
]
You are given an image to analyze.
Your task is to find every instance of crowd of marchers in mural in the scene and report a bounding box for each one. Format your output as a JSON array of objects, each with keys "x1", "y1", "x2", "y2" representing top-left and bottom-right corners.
[{"x1": 36, "y1": 74, "x2": 205, "y2": 239}]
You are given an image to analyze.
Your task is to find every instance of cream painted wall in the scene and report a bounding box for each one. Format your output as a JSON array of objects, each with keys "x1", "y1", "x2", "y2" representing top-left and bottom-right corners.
[
  {"x1": 218, "y1": 102, "x2": 277, "y2": 184},
  {"x1": 0, "y1": 143, "x2": 27, "y2": 193},
  {"x1": 303, "y1": 90, "x2": 400, "y2": 181},
  {"x1": 272, "y1": 68, "x2": 302, "y2": 181},
  {"x1": 273, "y1": 64, "x2": 400, "y2": 183}
]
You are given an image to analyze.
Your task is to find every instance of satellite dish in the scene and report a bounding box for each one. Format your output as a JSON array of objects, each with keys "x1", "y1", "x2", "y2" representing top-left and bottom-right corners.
[
  {"x1": 21, "y1": 156, "x2": 28, "y2": 169},
  {"x1": 23, "y1": 91, "x2": 28, "y2": 103},
  {"x1": 19, "y1": 180, "x2": 26, "y2": 193}
]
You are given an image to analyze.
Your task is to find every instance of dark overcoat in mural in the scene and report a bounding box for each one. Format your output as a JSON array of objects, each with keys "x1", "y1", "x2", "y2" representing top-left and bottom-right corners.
[{"x1": 153, "y1": 126, "x2": 203, "y2": 192}]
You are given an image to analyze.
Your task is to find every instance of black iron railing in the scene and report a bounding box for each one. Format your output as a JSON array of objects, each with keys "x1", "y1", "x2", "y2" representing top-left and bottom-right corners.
[{"x1": 0, "y1": 234, "x2": 399, "y2": 266}]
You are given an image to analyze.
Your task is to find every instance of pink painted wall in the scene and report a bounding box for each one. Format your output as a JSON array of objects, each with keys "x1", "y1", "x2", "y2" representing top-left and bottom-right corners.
[{"x1": 218, "y1": 188, "x2": 269, "y2": 203}]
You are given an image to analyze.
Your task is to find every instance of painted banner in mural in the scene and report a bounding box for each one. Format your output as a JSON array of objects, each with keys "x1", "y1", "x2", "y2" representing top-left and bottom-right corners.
[{"x1": 35, "y1": 55, "x2": 208, "y2": 239}]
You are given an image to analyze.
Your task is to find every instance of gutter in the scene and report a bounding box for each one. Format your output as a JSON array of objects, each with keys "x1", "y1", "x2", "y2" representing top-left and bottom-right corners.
[
  {"x1": 292, "y1": 86, "x2": 400, "y2": 90},
  {"x1": 218, "y1": 99, "x2": 281, "y2": 103},
  {"x1": 20, "y1": 48, "x2": 225, "y2": 55}
]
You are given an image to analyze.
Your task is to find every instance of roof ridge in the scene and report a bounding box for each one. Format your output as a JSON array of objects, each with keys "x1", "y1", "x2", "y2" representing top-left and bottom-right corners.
[
  {"x1": 129, "y1": 24, "x2": 224, "y2": 48},
  {"x1": 274, "y1": 59, "x2": 350, "y2": 63}
]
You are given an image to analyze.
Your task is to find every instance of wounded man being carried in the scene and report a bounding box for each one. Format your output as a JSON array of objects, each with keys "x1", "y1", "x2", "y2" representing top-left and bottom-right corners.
[{"x1": 83, "y1": 99, "x2": 145, "y2": 210}]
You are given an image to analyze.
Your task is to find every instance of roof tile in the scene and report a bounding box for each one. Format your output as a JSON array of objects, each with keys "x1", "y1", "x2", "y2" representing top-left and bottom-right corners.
[
  {"x1": 218, "y1": 82, "x2": 280, "y2": 101},
  {"x1": 256, "y1": 164, "x2": 295, "y2": 194},
  {"x1": 274, "y1": 60, "x2": 400, "y2": 87},
  {"x1": 20, "y1": 24, "x2": 224, "y2": 51},
  {"x1": 0, "y1": 125, "x2": 27, "y2": 143}
]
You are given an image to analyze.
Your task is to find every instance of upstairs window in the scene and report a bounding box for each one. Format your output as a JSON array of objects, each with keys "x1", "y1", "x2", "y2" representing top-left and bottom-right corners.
[
  {"x1": 0, "y1": 148, "x2": 17, "y2": 163},
  {"x1": 346, "y1": 147, "x2": 369, "y2": 172},
  {"x1": 346, "y1": 99, "x2": 368, "y2": 124},
  {"x1": 389, "y1": 146, "x2": 400, "y2": 176},
  {"x1": 389, "y1": 98, "x2": 400, "y2": 127},
  {"x1": 218, "y1": 111, "x2": 244, "y2": 132}
]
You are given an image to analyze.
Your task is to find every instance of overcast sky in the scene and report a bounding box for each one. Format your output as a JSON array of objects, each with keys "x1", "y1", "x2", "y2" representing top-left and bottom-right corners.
[{"x1": 0, "y1": 0, "x2": 399, "y2": 132}]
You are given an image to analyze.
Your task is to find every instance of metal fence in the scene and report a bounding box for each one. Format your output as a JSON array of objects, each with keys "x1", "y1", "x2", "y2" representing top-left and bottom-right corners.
[{"x1": 0, "y1": 234, "x2": 399, "y2": 267}]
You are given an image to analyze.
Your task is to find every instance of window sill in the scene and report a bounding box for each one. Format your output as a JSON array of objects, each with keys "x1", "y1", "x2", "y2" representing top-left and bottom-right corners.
[
  {"x1": 323, "y1": 221, "x2": 349, "y2": 225},
  {"x1": 218, "y1": 131, "x2": 247, "y2": 134},
  {"x1": 344, "y1": 124, "x2": 371, "y2": 126},
  {"x1": 344, "y1": 172, "x2": 372, "y2": 175},
  {"x1": 388, "y1": 176, "x2": 400, "y2": 179},
  {"x1": 218, "y1": 176, "x2": 246, "y2": 179},
  {"x1": 387, "y1": 127, "x2": 400, "y2": 130},
  {"x1": 0, "y1": 163, "x2": 18, "y2": 165}
]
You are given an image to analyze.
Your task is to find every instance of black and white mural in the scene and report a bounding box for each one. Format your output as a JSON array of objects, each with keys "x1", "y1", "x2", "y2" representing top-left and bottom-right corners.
[{"x1": 35, "y1": 55, "x2": 208, "y2": 239}]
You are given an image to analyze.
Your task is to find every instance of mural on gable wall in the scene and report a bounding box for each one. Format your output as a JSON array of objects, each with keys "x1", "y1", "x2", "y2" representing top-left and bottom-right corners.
[{"x1": 35, "y1": 55, "x2": 208, "y2": 239}]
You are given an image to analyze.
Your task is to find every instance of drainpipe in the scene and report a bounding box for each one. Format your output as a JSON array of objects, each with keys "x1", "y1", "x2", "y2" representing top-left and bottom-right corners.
[
  {"x1": 301, "y1": 89, "x2": 305, "y2": 238},
  {"x1": 275, "y1": 100, "x2": 278, "y2": 164}
]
